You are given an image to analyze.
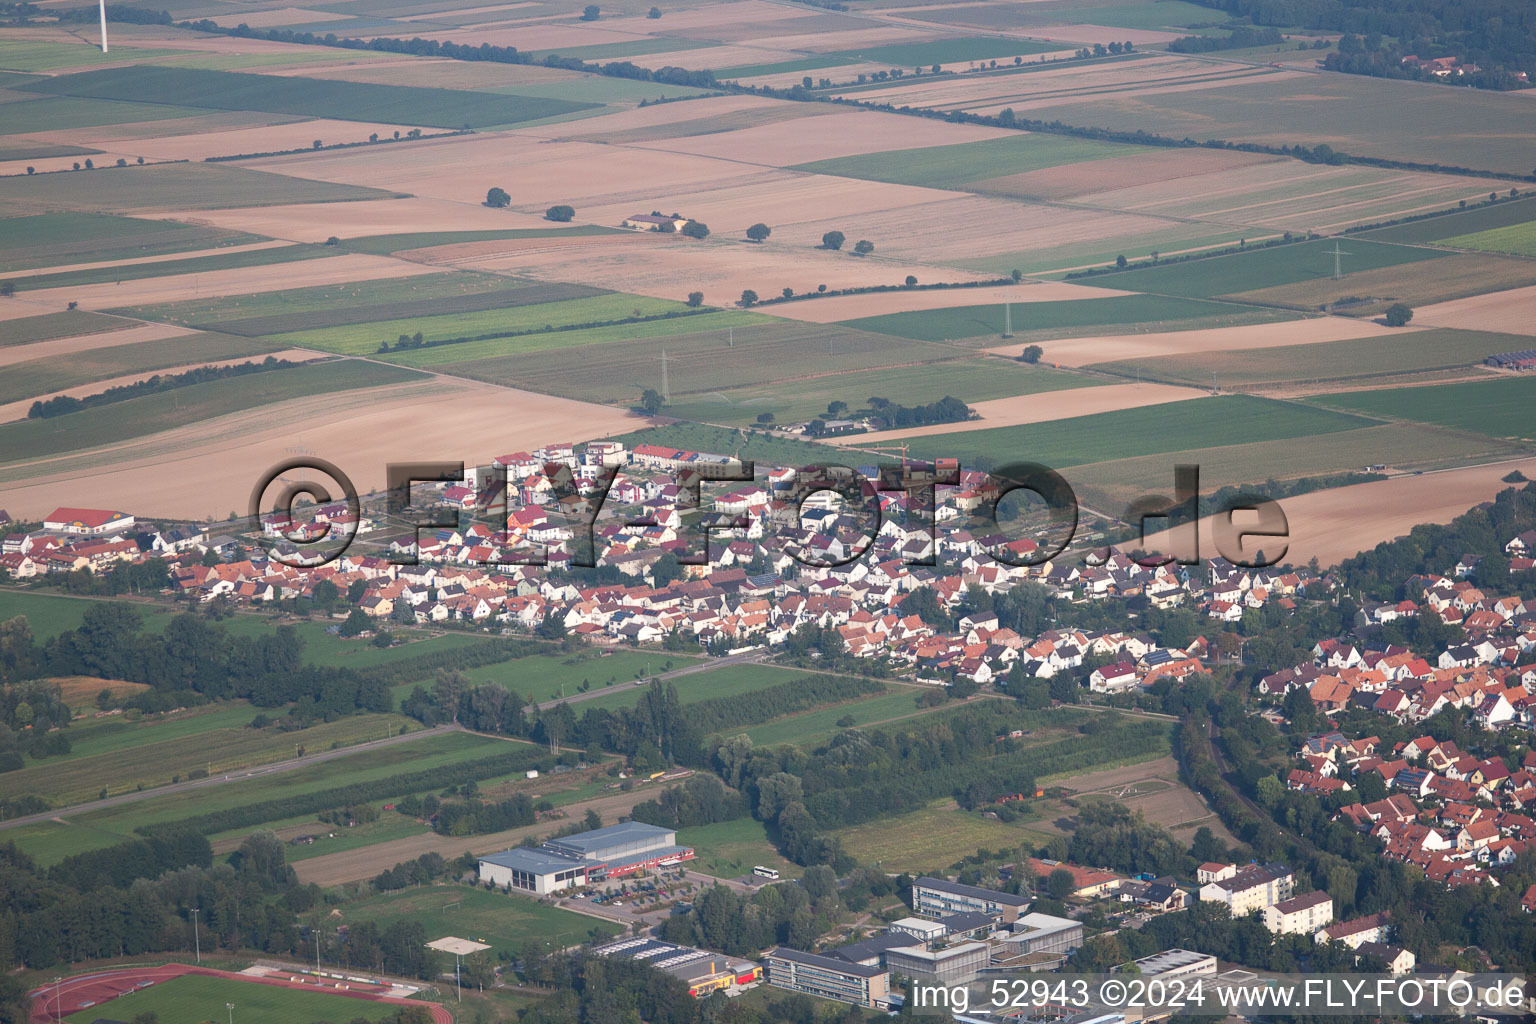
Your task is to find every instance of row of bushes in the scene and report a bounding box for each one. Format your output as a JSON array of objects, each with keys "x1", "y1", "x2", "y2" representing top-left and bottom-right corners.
[
  {"x1": 376, "y1": 308, "x2": 713, "y2": 353},
  {"x1": 205, "y1": 128, "x2": 462, "y2": 161},
  {"x1": 28, "y1": 357, "x2": 301, "y2": 419},
  {"x1": 136, "y1": 747, "x2": 554, "y2": 837}
]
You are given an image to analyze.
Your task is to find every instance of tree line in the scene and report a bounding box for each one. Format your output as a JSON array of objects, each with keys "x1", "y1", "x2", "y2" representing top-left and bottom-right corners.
[{"x1": 27, "y1": 357, "x2": 301, "y2": 419}]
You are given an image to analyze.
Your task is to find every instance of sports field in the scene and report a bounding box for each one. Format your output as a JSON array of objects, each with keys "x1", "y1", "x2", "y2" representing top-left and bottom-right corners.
[
  {"x1": 335, "y1": 883, "x2": 618, "y2": 953},
  {"x1": 62, "y1": 973, "x2": 406, "y2": 1024}
]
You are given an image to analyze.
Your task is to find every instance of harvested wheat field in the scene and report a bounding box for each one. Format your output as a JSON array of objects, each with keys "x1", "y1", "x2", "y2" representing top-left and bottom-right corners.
[
  {"x1": 512, "y1": 94, "x2": 783, "y2": 140},
  {"x1": 410, "y1": 23, "x2": 652, "y2": 50},
  {"x1": 460, "y1": 235, "x2": 991, "y2": 302},
  {"x1": 178, "y1": 196, "x2": 559, "y2": 241},
  {"x1": 630, "y1": 109, "x2": 1011, "y2": 166},
  {"x1": 206, "y1": 7, "x2": 351, "y2": 27},
  {"x1": 247, "y1": 134, "x2": 762, "y2": 211},
  {"x1": 100, "y1": 118, "x2": 436, "y2": 162},
  {"x1": 269, "y1": 57, "x2": 584, "y2": 89},
  {"x1": 0, "y1": 349, "x2": 321, "y2": 423},
  {"x1": 987, "y1": 316, "x2": 1409, "y2": 367},
  {"x1": 23, "y1": 253, "x2": 441, "y2": 310},
  {"x1": 790, "y1": 195, "x2": 1186, "y2": 264},
  {"x1": 0, "y1": 376, "x2": 639, "y2": 520},
  {"x1": 1, "y1": 241, "x2": 292, "y2": 281},
  {"x1": 834, "y1": 383, "x2": 1205, "y2": 444},
  {"x1": 766, "y1": 281, "x2": 1130, "y2": 323},
  {"x1": 578, "y1": 174, "x2": 961, "y2": 239},
  {"x1": 1140, "y1": 456, "x2": 1536, "y2": 567},
  {"x1": 972, "y1": 149, "x2": 1282, "y2": 201},
  {"x1": 1411, "y1": 283, "x2": 1536, "y2": 337},
  {"x1": 0, "y1": 323, "x2": 195, "y2": 368}
]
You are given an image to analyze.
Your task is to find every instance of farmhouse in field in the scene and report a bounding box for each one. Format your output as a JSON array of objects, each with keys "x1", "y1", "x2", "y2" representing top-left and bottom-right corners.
[{"x1": 622, "y1": 212, "x2": 691, "y2": 231}]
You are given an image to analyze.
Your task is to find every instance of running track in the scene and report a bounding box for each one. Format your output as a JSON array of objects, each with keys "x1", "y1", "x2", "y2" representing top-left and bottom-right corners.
[{"x1": 28, "y1": 964, "x2": 452, "y2": 1024}]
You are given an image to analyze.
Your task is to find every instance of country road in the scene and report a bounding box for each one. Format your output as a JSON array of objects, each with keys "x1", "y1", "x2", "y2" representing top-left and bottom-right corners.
[{"x1": 0, "y1": 723, "x2": 457, "y2": 832}]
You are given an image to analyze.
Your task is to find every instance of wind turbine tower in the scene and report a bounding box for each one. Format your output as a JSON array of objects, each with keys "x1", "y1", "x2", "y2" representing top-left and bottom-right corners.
[{"x1": 99, "y1": 0, "x2": 109, "y2": 51}]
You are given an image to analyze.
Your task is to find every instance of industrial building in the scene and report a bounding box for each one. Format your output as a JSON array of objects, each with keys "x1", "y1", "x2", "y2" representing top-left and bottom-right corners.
[
  {"x1": 1117, "y1": 948, "x2": 1218, "y2": 979},
  {"x1": 593, "y1": 937, "x2": 760, "y2": 998},
  {"x1": 912, "y1": 876, "x2": 1030, "y2": 922},
  {"x1": 885, "y1": 941, "x2": 990, "y2": 985},
  {"x1": 477, "y1": 821, "x2": 693, "y2": 895},
  {"x1": 1004, "y1": 912, "x2": 1083, "y2": 955},
  {"x1": 764, "y1": 947, "x2": 891, "y2": 1007}
]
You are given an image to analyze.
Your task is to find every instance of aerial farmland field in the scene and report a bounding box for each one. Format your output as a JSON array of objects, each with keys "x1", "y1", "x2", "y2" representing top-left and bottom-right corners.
[{"x1": 3, "y1": 0, "x2": 1536, "y2": 1001}]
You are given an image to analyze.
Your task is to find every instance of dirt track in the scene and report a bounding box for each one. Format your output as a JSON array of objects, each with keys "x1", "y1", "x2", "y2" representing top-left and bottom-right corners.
[{"x1": 293, "y1": 788, "x2": 656, "y2": 886}]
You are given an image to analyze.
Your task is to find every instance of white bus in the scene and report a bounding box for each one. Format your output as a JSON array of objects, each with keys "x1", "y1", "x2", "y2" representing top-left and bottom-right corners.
[{"x1": 753, "y1": 866, "x2": 780, "y2": 880}]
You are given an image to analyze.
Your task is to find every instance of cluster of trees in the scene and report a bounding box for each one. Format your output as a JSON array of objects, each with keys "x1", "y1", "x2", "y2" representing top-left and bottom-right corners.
[
  {"x1": 1184, "y1": 0, "x2": 1535, "y2": 88},
  {"x1": 376, "y1": 306, "x2": 709, "y2": 353},
  {"x1": 1167, "y1": 25, "x2": 1283, "y2": 52},
  {"x1": 660, "y1": 868, "x2": 842, "y2": 954},
  {"x1": 27, "y1": 358, "x2": 298, "y2": 419},
  {"x1": 431, "y1": 792, "x2": 537, "y2": 835},
  {"x1": 3, "y1": 831, "x2": 305, "y2": 970},
  {"x1": 372, "y1": 852, "x2": 452, "y2": 891},
  {"x1": 1067, "y1": 801, "x2": 1197, "y2": 879},
  {"x1": 630, "y1": 773, "x2": 748, "y2": 829}
]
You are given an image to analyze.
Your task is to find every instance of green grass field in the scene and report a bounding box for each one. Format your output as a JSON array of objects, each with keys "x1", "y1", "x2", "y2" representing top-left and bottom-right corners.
[
  {"x1": 452, "y1": 649, "x2": 700, "y2": 705},
  {"x1": 336, "y1": 883, "x2": 618, "y2": 953},
  {"x1": 207, "y1": 282, "x2": 603, "y2": 337},
  {"x1": 0, "y1": 96, "x2": 211, "y2": 135},
  {"x1": 888, "y1": 394, "x2": 1378, "y2": 467},
  {"x1": 661, "y1": 357, "x2": 1087, "y2": 426},
  {"x1": 1440, "y1": 221, "x2": 1536, "y2": 257},
  {"x1": 0, "y1": 39, "x2": 183, "y2": 71},
  {"x1": 1356, "y1": 196, "x2": 1536, "y2": 244},
  {"x1": 10, "y1": 243, "x2": 334, "y2": 292},
  {"x1": 64, "y1": 973, "x2": 408, "y2": 1024},
  {"x1": 791, "y1": 133, "x2": 1148, "y2": 189},
  {"x1": 1307, "y1": 375, "x2": 1536, "y2": 440},
  {"x1": 0, "y1": 309, "x2": 127, "y2": 347},
  {"x1": 25, "y1": 66, "x2": 601, "y2": 128},
  {"x1": 0, "y1": 162, "x2": 395, "y2": 215},
  {"x1": 12, "y1": 731, "x2": 521, "y2": 865},
  {"x1": 561, "y1": 664, "x2": 813, "y2": 714},
  {"x1": 607, "y1": 422, "x2": 840, "y2": 470},
  {"x1": 0, "y1": 331, "x2": 287, "y2": 405},
  {"x1": 0, "y1": 211, "x2": 258, "y2": 272},
  {"x1": 0, "y1": 360, "x2": 423, "y2": 461},
  {"x1": 339, "y1": 225, "x2": 625, "y2": 255},
  {"x1": 443, "y1": 317, "x2": 948, "y2": 403},
  {"x1": 1077, "y1": 238, "x2": 1448, "y2": 299},
  {"x1": 742, "y1": 688, "x2": 925, "y2": 747},
  {"x1": 11, "y1": 707, "x2": 414, "y2": 806},
  {"x1": 0, "y1": 589, "x2": 180, "y2": 638},
  {"x1": 839, "y1": 294, "x2": 1272, "y2": 341},
  {"x1": 832, "y1": 800, "x2": 1028, "y2": 872},
  {"x1": 1089, "y1": 328, "x2": 1534, "y2": 387},
  {"x1": 678, "y1": 818, "x2": 800, "y2": 880},
  {"x1": 108, "y1": 271, "x2": 518, "y2": 325},
  {"x1": 270, "y1": 293, "x2": 691, "y2": 356},
  {"x1": 719, "y1": 37, "x2": 1061, "y2": 79}
]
